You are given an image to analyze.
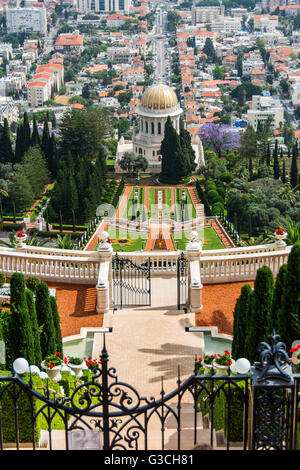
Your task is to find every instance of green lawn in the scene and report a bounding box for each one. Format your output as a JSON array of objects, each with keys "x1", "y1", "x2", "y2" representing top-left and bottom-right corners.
[
  {"x1": 94, "y1": 229, "x2": 148, "y2": 252},
  {"x1": 147, "y1": 187, "x2": 172, "y2": 218},
  {"x1": 173, "y1": 227, "x2": 225, "y2": 251}
]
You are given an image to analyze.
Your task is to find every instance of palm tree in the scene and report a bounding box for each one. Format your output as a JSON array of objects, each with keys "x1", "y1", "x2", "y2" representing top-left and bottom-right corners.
[
  {"x1": 284, "y1": 217, "x2": 300, "y2": 245},
  {"x1": 276, "y1": 184, "x2": 297, "y2": 205},
  {"x1": 238, "y1": 234, "x2": 273, "y2": 247},
  {"x1": 55, "y1": 234, "x2": 76, "y2": 250}
]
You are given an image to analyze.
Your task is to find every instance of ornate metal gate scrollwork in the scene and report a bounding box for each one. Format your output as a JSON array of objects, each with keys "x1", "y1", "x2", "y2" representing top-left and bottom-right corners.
[
  {"x1": 177, "y1": 252, "x2": 188, "y2": 310},
  {"x1": 0, "y1": 331, "x2": 300, "y2": 451},
  {"x1": 112, "y1": 254, "x2": 151, "y2": 308}
]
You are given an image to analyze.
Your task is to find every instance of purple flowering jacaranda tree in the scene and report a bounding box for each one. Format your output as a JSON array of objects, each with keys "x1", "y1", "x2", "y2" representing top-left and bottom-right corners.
[{"x1": 198, "y1": 123, "x2": 240, "y2": 156}]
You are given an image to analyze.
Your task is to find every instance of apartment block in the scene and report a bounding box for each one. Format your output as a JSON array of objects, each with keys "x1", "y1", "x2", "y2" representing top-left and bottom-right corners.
[
  {"x1": 246, "y1": 95, "x2": 284, "y2": 130},
  {"x1": 6, "y1": 7, "x2": 47, "y2": 35}
]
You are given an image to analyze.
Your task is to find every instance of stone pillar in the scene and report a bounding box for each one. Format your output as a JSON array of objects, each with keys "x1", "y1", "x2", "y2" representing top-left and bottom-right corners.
[
  {"x1": 96, "y1": 231, "x2": 113, "y2": 315},
  {"x1": 186, "y1": 231, "x2": 203, "y2": 314}
]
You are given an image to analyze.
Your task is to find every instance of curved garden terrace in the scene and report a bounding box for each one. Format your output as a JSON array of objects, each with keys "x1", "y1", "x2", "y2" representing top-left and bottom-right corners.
[{"x1": 83, "y1": 185, "x2": 233, "y2": 253}]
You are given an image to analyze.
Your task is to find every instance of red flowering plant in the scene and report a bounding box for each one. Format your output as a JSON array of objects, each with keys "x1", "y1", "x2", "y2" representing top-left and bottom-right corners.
[
  {"x1": 204, "y1": 354, "x2": 215, "y2": 365},
  {"x1": 43, "y1": 352, "x2": 63, "y2": 369},
  {"x1": 15, "y1": 231, "x2": 26, "y2": 238},
  {"x1": 194, "y1": 355, "x2": 204, "y2": 373},
  {"x1": 214, "y1": 349, "x2": 232, "y2": 367},
  {"x1": 84, "y1": 356, "x2": 102, "y2": 373},
  {"x1": 290, "y1": 344, "x2": 300, "y2": 371},
  {"x1": 274, "y1": 228, "x2": 286, "y2": 236}
]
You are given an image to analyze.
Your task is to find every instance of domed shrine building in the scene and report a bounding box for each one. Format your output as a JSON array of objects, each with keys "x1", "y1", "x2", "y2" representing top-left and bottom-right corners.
[{"x1": 132, "y1": 83, "x2": 183, "y2": 170}]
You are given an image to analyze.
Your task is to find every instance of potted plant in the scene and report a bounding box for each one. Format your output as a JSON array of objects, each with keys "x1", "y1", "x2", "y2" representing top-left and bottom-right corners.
[
  {"x1": 67, "y1": 356, "x2": 85, "y2": 378},
  {"x1": 202, "y1": 354, "x2": 215, "y2": 374},
  {"x1": 290, "y1": 344, "x2": 300, "y2": 373},
  {"x1": 85, "y1": 357, "x2": 101, "y2": 373},
  {"x1": 41, "y1": 352, "x2": 63, "y2": 382},
  {"x1": 194, "y1": 356, "x2": 204, "y2": 375},
  {"x1": 274, "y1": 228, "x2": 287, "y2": 245},
  {"x1": 213, "y1": 349, "x2": 235, "y2": 375},
  {"x1": 15, "y1": 230, "x2": 27, "y2": 248}
]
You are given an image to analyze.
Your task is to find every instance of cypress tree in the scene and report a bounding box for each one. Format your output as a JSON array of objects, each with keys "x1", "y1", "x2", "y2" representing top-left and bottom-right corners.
[
  {"x1": 31, "y1": 116, "x2": 40, "y2": 146},
  {"x1": 160, "y1": 117, "x2": 185, "y2": 182},
  {"x1": 41, "y1": 118, "x2": 50, "y2": 156},
  {"x1": 35, "y1": 282, "x2": 56, "y2": 358},
  {"x1": 9, "y1": 273, "x2": 35, "y2": 367},
  {"x1": 14, "y1": 124, "x2": 26, "y2": 163},
  {"x1": 282, "y1": 160, "x2": 286, "y2": 184},
  {"x1": 245, "y1": 266, "x2": 275, "y2": 364},
  {"x1": 0, "y1": 118, "x2": 13, "y2": 163},
  {"x1": 179, "y1": 128, "x2": 196, "y2": 175},
  {"x1": 23, "y1": 112, "x2": 31, "y2": 152},
  {"x1": 280, "y1": 244, "x2": 300, "y2": 349},
  {"x1": 232, "y1": 284, "x2": 253, "y2": 360},
  {"x1": 290, "y1": 144, "x2": 298, "y2": 188},
  {"x1": 273, "y1": 148, "x2": 279, "y2": 179},
  {"x1": 25, "y1": 289, "x2": 42, "y2": 366},
  {"x1": 271, "y1": 264, "x2": 288, "y2": 338},
  {"x1": 50, "y1": 296, "x2": 63, "y2": 354},
  {"x1": 266, "y1": 143, "x2": 271, "y2": 166}
]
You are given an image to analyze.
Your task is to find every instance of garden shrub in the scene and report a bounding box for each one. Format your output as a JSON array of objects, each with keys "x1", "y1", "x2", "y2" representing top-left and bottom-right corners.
[
  {"x1": 197, "y1": 377, "x2": 246, "y2": 442},
  {"x1": 0, "y1": 273, "x2": 6, "y2": 288},
  {"x1": 26, "y1": 276, "x2": 41, "y2": 292},
  {"x1": 0, "y1": 371, "x2": 62, "y2": 443}
]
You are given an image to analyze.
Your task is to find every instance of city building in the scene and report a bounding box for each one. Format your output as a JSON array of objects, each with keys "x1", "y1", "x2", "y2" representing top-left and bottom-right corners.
[
  {"x1": 211, "y1": 16, "x2": 242, "y2": 35},
  {"x1": 6, "y1": 6, "x2": 47, "y2": 35},
  {"x1": 246, "y1": 95, "x2": 284, "y2": 130},
  {"x1": 0, "y1": 97, "x2": 19, "y2": 125},
  {"x1": 192, "y1": 5, "x2": 225, "y2": 25},
  {"x1": 76, "y1": 0, "x2": 131, "y2": 13},
  {"x1": 55, "y1": 34, "x2": 84, "y2": 55}
]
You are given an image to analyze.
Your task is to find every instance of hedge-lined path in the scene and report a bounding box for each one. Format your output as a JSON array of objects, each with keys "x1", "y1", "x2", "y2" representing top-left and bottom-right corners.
[
  {"x1": 84, "y1": 186, "x2": 133, "y2": 251},
  {"x1": 115, "y1": 184, "x2": 133, "y2": 218},
  {"x1": 209, "y1": 219, "x2": 234, "y2": 249},
  {"x1": 188, "y1": 187, "x2": 204, "y2": 219}
]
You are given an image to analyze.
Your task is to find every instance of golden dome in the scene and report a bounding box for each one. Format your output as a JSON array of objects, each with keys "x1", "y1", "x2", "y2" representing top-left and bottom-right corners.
[{"x1": 141, "y1": 84, "x2": 178, "y2": 111}]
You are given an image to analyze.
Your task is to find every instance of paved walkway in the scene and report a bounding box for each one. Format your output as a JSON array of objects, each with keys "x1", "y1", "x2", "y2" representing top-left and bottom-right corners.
[{"x1": 96, "y1": 276, "x2": 204, "y2": 399}]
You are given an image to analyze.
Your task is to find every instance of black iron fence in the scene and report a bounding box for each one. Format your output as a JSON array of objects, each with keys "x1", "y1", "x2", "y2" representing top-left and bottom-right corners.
[{"x1": 0, "y1": 332, "x2": 299, "y2": 451}]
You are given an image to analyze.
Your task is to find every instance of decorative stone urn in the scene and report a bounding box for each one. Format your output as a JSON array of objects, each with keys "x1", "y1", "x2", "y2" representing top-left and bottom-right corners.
[
  {"x1": 274, "y1": 229, "x2": 287, "y2": 246},
  {"x1": 186, "y1": 230, "x2": 203, "y2": 252},
  {"x1": 41, "y1": 361, "x2": 62, "y2": 383},
  {"x1": 15, "y1": 231, "x2": 27, "y2": 248},
  {"x1": 97, "y1": 231, "x2": 113, "y2": 252},
  {"x1": 68, "y1": 361, "x2": 85, "y2": 379},
  {"x1": 213, "y1": 359, "x2": 235, "y2": 376}
]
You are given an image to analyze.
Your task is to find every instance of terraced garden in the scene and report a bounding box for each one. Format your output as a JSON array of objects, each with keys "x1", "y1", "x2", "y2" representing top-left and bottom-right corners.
[{"x1": 94, "y1": 185, "x2": 227, "y2": 252}]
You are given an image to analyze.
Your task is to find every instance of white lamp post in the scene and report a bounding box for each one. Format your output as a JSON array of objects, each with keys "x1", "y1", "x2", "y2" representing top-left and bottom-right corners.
[
  {"x1": 233, "y1": 358, "x2": 251, "y2": 374},
  {"x1": 13, "y1": 358, "x2": 29, "y2": 376}
]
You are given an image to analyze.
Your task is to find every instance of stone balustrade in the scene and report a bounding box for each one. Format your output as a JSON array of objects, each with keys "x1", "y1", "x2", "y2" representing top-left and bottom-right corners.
[{"x1": 0, "y1": 248, "x2": 99, "y2": 284}]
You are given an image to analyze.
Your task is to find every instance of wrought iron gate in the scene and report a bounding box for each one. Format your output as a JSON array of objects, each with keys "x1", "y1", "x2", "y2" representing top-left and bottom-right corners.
[
  {"x1": 177, "y1": 252, "x2": 188, "y2": 310},
  {"x1": 112, "y1": 254, "x2": 151, "y2": 308},
  {"x1": 0, "y1": 331, "x2": 299, "y2": 451}
]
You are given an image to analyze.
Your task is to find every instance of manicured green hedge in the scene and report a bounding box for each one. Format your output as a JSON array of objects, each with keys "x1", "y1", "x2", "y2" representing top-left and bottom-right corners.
[
  {"x1": 52, "y1": 224, "x2": 87, "y2": 232},
  {"x1": 0, "y1": 370, "x2": 94, "y2": 443},
  {"x1": 2, "y1": 223, "x2": 25, "y2": 231},
  {"x1": 197, "y1": 376, "x2": 246, "y2": 442},
  {"x1": 35, "y1": 230, "x2": 82, "y2": 239}
]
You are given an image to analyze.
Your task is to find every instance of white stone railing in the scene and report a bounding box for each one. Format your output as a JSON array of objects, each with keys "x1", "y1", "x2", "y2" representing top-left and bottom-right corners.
[
  {"x1": 113, "y1": 244, "x2": 292, "y2": 280},
  {"x1": 114, "y1": 251, "x2": 180, "y2": 274},
  {"x1": 0, "y1": 243, "x2": 292, "y2": 285},
  {"x1": 0, "y1": 249, "x2": 99, "y2": 284},
  {"x1": 200, "y1": 246, "x2": 292, "y2": 284}
]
